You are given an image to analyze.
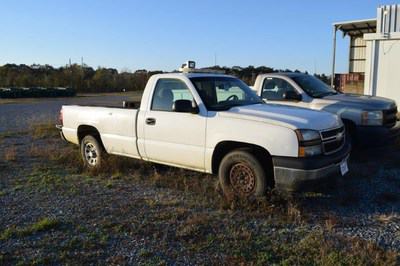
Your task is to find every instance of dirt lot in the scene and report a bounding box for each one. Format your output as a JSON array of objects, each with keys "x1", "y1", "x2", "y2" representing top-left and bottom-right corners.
[{"x1": 0, "y1": 96, "x2": 399, "y2": 265}]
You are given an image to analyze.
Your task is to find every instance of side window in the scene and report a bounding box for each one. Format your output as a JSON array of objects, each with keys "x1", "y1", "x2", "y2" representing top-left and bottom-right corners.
[
  {"x1": 151, "y1": 79, "x2": 194, "y2": 111},
  {"x1": 261, "y1": 78, "x2": 296, "y2": 101}
]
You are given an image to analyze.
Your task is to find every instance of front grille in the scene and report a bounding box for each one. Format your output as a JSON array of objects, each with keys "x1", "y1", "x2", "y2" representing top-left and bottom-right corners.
[
  {"x1": 383, "y1": 107, "x2": 398, "y2": 128},
  {"x1": 320, "y1": 126, "x2": 345, "y2": 155}
]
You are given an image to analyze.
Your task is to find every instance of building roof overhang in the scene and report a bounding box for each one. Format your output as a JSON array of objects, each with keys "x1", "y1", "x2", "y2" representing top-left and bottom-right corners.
[{"x1": 334, "y1": 18, "x2": 377, "y2": 37}]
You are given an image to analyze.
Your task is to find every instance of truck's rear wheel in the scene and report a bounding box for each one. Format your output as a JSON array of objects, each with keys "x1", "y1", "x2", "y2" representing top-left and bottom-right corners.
[
  {"x1": 218, "y1": 150, "x2": 267, "y2": 198},
  {"x1": 80, "y1": 135, "x2": 104, "y2": 169}
]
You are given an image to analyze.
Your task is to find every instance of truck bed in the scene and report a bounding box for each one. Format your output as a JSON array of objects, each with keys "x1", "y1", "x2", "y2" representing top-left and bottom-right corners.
[
  {"x1": 63, "y1": 100, "x2": 141, "y2": 109},
  {"x1": 61, "y1": 104, "x2": 141, "y2": 158}
]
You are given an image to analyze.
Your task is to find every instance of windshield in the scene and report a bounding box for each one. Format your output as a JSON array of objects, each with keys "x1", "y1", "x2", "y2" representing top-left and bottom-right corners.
[
  {"x1": 190, "y1": 76, "x2": 263, "y2": 111},
  {"x1": 292, "y1": 75, "x2": 338, "y2": 98}
]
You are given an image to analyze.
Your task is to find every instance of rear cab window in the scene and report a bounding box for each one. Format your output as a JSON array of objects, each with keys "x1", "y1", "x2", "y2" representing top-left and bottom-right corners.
[
  {"x1": 151, "y1": 78, "x2": 194, "y2": 112},
  {"x1": 261, "y1": 77, "x2": 297, "y2": 101}
]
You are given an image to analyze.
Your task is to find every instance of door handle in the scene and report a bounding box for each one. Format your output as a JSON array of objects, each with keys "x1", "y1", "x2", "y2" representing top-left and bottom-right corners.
[{"x1": 145, "y1": 117, "x2": 156, "y2": 125}]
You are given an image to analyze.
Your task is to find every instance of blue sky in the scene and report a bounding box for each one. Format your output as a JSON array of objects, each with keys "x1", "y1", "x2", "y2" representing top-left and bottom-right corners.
[{"x1": 0, "y1": 0, "x2": 395, "y2": 74}]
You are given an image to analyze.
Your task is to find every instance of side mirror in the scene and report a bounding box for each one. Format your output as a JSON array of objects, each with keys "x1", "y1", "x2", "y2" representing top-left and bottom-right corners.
[
  {"x1": 283, "y1": 91, "x2": 302, "y2": 101},
  {"x1": 172, "y1": 99, "x2": 199, "y2": 114}
]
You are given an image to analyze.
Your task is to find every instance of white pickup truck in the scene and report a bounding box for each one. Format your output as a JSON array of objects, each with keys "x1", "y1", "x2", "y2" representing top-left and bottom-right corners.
[
  {"x1": 57, "y1": 65, "x2": 350, "y2": 197},
  {"x1": 253, "y1": 73, "x2": 400, "y2": 145}
]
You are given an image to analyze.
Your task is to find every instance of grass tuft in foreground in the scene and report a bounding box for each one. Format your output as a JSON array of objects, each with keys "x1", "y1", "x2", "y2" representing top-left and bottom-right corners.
[{"x1": 0, "y1": 217, "x2": 61, "y2": 240}]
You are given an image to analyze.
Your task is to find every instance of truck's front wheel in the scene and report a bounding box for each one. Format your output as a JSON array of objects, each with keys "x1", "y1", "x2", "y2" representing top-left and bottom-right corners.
[
  {"x1": 218, "y1": 150, "x2": 267, "y2": 198},
  {"x1": 80, "y1": 135, "x2": 104, "y2": 169}
]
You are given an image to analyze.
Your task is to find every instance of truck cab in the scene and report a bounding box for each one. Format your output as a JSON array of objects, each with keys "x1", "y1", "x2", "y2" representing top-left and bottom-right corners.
[{"x1": 253, "y1": 73, "x2": 400, "y2": 145}]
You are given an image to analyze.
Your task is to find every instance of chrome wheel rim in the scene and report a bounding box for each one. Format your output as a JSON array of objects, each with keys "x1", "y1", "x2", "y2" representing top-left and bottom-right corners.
[
  {"x1": 229, "y1": 163, "x2": 256, "y2": 196},
  {"x1": 84, "y1": 142, "x2": 98, "y2": 166}
]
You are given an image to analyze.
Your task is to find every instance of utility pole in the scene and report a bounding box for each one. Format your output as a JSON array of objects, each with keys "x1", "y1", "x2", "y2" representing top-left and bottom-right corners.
[
  {"x1": 81, "y1": 57, "x2": 84, "y2": 91},
  {"x1": 69, "y1": 58, "x2": 72, "y2": 89},
  {"x1": 331, "y1": 25, "x2": 338, "y2": 88}
]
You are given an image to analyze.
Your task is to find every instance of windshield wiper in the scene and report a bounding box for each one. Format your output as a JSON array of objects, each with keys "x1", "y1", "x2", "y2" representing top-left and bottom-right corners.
[{"x1": 314, "y1": 91, "x2": 337, "y2": 98}]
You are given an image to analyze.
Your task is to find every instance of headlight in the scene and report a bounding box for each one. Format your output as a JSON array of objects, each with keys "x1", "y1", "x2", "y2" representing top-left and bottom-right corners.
[
  {"x1": 361, "y1": 111, "x2": 383, "y2": 126},
  {"x1": 295, "y1": 129, "x2": 322, "y2": 157},
  {"x1": 296, "y1": 129, "x2": 320, "y2": 141}
]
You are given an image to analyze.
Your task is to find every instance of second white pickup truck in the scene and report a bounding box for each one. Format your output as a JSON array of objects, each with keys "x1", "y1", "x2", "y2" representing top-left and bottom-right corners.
[
  {"x1": 253, "y1": 73, "x2": 400, "y2": 145},
  {"x1": 58, "y1": 64, "x2": 350, "y2": 197}
]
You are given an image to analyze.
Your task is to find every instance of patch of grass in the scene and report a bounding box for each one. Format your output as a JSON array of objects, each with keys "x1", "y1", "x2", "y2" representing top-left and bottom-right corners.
[
  {"x1": 376, "y1": 213, "x2": 400, "y2": 224},
  {"x1": 192, "y1": 228, "x2": 398, "y2": 265},
  {"x1": 3, "y1": 146, "x2": 17, "y2": 161},
  {"x1": 0, "y1": 218, "x2": 61, "y2": 240},
  {"x1": 0, "y1": 131, "x2": 15, "y2": 140},
  {"x1": 30, "y1": 142, "x2": 82, "y2": 170},
  {"x1": 31, "y1": 122, "x2": 58, "y2": 139},
  {"x1": 28, "y1": 170, "x2": 63, "y2": 187},
  {"x1": 138, "y1": 248, "x2": 153, "y2": 258},
  {"x1": 278, "y1": 231, "x2": 398, "y2": 266},
  {"x1": 175, "y1": 213, "x2": 211, "y2": 239}
]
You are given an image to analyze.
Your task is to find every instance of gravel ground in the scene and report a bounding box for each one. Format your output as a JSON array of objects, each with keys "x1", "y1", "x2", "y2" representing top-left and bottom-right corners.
[{"x1": 0, "y1": 96, "x2": 399, "y2": 264}]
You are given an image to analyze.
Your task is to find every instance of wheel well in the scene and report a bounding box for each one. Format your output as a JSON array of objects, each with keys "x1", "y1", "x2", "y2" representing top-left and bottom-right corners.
[
  {"x1": 211, "y1": 141, "x2": 274, "y2": 186},
  {"x1": 77, "y1": 125, "x2": 102, "y2": 144}
]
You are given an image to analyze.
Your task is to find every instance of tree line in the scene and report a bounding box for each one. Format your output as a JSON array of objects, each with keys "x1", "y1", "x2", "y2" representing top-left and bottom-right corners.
[{"x1": 0, "y1": 63, "x2": 331, "y2": 93}]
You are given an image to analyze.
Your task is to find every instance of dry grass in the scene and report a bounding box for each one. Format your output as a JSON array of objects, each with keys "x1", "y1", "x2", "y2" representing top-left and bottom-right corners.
[
  {"x1": 282, "y1": 232, "x2": 399, "y2": 266},
  {"x1": 31, "y1": 122, "x2": 59, "y2": 139},
  {"x1": 175, "y1": 213, "x2": 211, "y2": 239},
  {"x1": 376, "y1": 213, "x2": 400, "y2": 224},
  {"x1": 325, "y1": 214, "x2": 339, "y2": 232},
  {"x1": 4, "y1": 146, "x2": 17, "y2": 161}
]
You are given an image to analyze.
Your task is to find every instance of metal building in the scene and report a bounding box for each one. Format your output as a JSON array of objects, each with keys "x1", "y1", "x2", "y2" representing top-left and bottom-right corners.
[
  {"x1": 331, "y1": 19, "x2": 376, "y2": 93},
  {"x1": 332, "y1": 4, "x2": 400, "y2": 105}
]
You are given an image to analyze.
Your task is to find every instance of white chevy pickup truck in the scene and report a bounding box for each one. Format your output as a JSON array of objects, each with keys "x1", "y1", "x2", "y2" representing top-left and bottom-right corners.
[
  {"x1": 57, "y1": 64, "x2": 350, "y2": 197},
  {"x1": 253, "y1": 73, "x2": 400, "y2": 145}
]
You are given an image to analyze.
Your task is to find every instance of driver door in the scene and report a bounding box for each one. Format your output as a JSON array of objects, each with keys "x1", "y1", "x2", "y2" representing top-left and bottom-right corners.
[{"x1": 143, "y1": 78, "x2": 206, "y2": 170}]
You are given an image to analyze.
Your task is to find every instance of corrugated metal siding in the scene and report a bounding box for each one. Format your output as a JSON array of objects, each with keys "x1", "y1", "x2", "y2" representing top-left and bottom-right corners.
[
  {"x1": 349, "y1": 36, "x2": 366, "y2": 73},
  {"x1": 377, "y1": 4, "x2": 400, "y2": 33}
]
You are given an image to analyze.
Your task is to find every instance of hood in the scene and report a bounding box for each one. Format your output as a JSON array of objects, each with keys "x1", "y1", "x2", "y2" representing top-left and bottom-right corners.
[
  {"x1": 219, "y1": 104, "x2": 341, "y2": 131},
  {"x1": 323, "y1": 93, "x2": 396, "y2": 110}
]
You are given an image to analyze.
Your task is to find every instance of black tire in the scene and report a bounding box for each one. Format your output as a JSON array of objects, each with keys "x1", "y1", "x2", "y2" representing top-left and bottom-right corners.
[
  {"x1": 80, "y1": 135, "x2": 104, "y2": 170},
  {"x1": 218, "y1": 150, "x2": 267, "y2": 198}
]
